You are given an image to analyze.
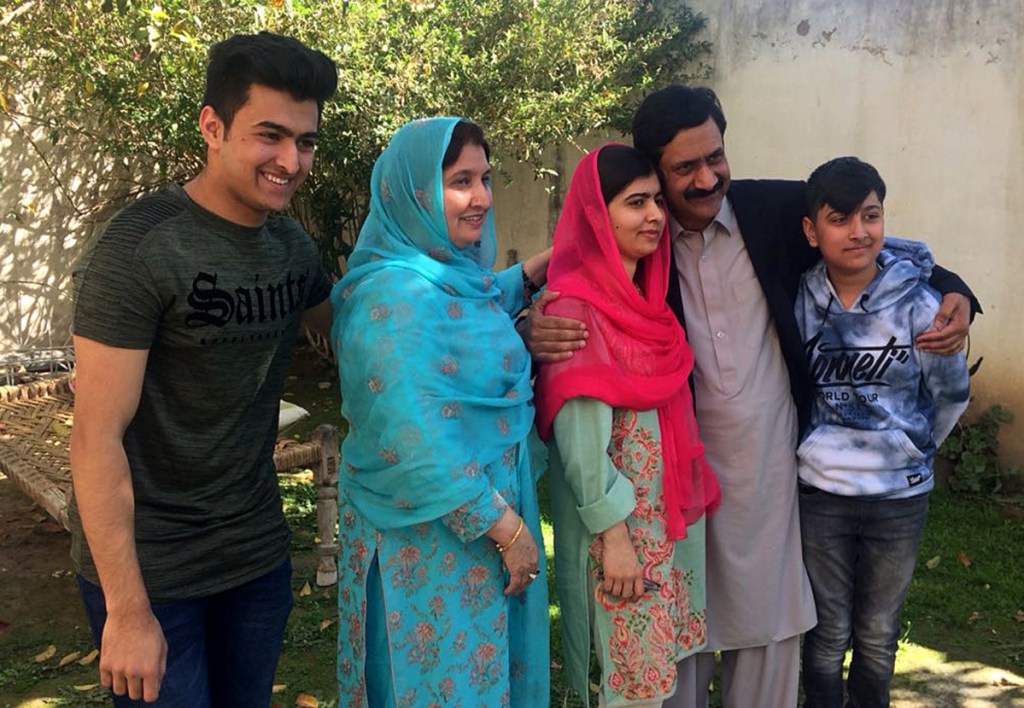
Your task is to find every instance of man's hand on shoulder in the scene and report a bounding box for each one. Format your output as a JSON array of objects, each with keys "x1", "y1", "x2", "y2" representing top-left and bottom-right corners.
[
  {"x1": 517, "y1": 290, "x2": 588, "y2": 363},
  {"x1": 916, "y1": 292, "x2": 970, "y2": 355}
]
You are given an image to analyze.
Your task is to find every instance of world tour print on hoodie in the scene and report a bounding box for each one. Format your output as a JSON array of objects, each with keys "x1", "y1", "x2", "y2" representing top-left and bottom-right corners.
[{"x1": 794, "y1": 238, "x2": 970, "y2": 499}]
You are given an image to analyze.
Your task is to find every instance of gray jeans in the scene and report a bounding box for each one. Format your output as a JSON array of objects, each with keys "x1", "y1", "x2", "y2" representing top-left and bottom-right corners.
[{"x1": 798, "y1": 486, "x2": 929, "y2": 708}]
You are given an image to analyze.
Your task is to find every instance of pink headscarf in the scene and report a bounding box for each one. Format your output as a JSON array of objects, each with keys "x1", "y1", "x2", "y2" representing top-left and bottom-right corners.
[{"x1": 534, "y1": 145, "x2": 720, "y2": 539}]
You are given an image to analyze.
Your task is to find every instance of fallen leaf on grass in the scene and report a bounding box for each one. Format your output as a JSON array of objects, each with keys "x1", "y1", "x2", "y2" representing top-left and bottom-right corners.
[
  {"x1": 967, "y1": 611, "x2": 981, "y2": 624},
  {"x1": 272, "y1": 684, "x2": 287, "y2": 693},
  {"x1": 32, "y1": 513, "x2": 46, "y2": 523},
  {"x1": 317, "y1": 381, "x2": 331, "y2": 390},
  {"x1": 298, "y1": 581, "x2": 312, "y2": 597},
  {"x1": 318, "y1": 618, "x2": 336, "y2": 632},
  {"x1": 78, "y1": 649, "x2": 99, "y2": 665},
  {"x1": 74, "y1": 683, "x2": 100, "y2": 691},
  {"x1": 957, "y1": 550, "x2": 972, "y2": 568},
  {"x1": 34, "y1": 644, "x2": 57, "y2": 662},
  {"x1": 58, "y1": 651, "x2": 82, "y2": 668},
  {"x1": 1014, "y1": 610, "x2": 1024, "y2": 623},
  {"x1": 924, "y1": 555, "x2": 941, "y2": 570},
  {"x1": 295, "y1": 694, "x2": 319, "y2": 707}
]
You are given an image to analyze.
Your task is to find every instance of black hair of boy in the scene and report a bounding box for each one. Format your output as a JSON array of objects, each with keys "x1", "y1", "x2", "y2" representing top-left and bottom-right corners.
[
  {"x1": 805, "y1": 157, "x2": 887, "y2": 218},
  {"x1": 203, "y1": 31, "x2": 338, "y2": 132}
]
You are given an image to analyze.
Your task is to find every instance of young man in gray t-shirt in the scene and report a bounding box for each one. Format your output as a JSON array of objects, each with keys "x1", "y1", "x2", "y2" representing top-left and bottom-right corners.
[{"x1": 70, "y1": 33, "x2": 336, "y2": 706}]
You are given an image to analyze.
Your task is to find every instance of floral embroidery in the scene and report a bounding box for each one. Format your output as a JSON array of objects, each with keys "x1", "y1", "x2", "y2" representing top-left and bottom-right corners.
[
  {"x1": 337, "y1": 436, "x2": 542, "y2": 707},
  {"x1": 469, "y1": 642, "x2": 502, "y2": 692},
  {"x1": 367, "y1": 377, "x2": 384, "y2": 393},
  {"x1": 414, "y1": 188, "x2": 431, "y2": 210},
  {"x1": 428, "y1": 246, "x2": 452, "y2": 262},
  {"x1": 440, "y1": 355, "x2": 459, "y2": 375},
  {"x1": 370, "y1": 304, "x2": 391, "y2": 322},
  {"x1": 582, "y1": 408, "x2": 708, "y2": 706},
  {"x1": 379, "y1": 447, "x2": 400, "y2": 464},
  {"x1": 447, "y1": 302, "x2": 463, "y2": 319},
  {"x1": 441, "y1": 402, "x2": 461, "y2": 419}
]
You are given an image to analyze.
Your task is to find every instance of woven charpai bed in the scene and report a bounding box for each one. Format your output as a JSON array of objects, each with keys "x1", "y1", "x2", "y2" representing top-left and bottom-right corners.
[{"x1": 0, "y1": 376, "x2": 341, "y2": 586}]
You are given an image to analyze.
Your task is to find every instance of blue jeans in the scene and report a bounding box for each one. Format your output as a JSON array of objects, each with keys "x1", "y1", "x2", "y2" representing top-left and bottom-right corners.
[
  {"x1": 798, "y1": 486, "x2": 928, "y2": 708},
  {"x1": 77, "y1": 558, "x2": 293, "y2": 707}
]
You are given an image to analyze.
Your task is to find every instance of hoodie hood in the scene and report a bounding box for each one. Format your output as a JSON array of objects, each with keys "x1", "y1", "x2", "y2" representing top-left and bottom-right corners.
[{"x1": 804, "y1": 236, "x2": 935, "y2": 314}]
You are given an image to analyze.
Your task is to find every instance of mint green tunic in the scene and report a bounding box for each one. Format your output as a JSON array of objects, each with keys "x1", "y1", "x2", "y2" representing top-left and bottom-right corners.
[{"x1": 549, "y1": 397, "x2": 707, "y2": 707}]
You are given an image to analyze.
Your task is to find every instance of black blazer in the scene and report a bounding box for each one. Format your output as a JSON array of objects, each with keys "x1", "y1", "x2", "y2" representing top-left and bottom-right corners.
[{"x1": 666, "y1": 179, "x2": 977, "y2": 436}]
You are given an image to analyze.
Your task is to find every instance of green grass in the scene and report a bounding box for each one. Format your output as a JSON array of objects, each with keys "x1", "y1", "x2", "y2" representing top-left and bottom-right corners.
[{"x1": 900, "y1": 491, "x2": 1024, "y2": 672}]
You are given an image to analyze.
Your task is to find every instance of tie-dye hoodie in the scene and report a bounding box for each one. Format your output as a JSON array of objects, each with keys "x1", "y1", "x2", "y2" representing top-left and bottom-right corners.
[{"x1": 794, "y1": 238, "x2": 970, "y2": 498}]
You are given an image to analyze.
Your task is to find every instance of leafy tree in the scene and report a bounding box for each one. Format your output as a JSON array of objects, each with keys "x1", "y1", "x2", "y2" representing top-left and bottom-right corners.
[{"x1": 1, "y1": 0, "x2": 710, "y2": 273}]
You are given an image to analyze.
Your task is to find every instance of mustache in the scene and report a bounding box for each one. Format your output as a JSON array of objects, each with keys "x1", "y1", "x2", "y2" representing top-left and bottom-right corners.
[{"x1": 684, "y1": 178, "x2": 726, "y2": 200}]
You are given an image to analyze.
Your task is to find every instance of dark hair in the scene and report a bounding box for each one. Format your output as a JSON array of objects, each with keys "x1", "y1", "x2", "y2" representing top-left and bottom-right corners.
[
  {"x1": 596, "y1": 145, "x2": 657, "y2": 204},
  {"x1": 203, "y1": 32, "x2": 338, "y2": 132},
  {"x1": 442, "y1": 120, "x2": 491, "y2": 169},
  {"x1": 805, "y1": 156, "x2": 887, "y2": 218},
  {"x1": 632, "y1": 85, "x2": 727, "y2": 164}
]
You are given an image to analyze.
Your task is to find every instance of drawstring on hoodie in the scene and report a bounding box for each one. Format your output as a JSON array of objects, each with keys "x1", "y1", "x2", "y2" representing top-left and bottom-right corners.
[{"x1": 822, "y1": 292, "x2": 834, "y2": 328}]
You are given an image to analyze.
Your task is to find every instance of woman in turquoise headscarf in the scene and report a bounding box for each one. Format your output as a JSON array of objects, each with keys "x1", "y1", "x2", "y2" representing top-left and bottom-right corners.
[{"x1": 331, "y1": 117, "x2": 550, "y2": 707}]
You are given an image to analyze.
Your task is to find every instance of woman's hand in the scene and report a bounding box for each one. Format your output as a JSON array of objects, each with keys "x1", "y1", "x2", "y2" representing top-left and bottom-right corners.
[
  {"x1": 486, "y1": 508, "x2": 541, "y2": 596},
  {"x1": 598, "y1": 521, "x2": 644, "y2": 601}
]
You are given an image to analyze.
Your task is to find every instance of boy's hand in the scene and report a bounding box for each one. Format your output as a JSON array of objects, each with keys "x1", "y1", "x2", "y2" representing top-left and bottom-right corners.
[
  {"x1": 518, "y1": 290, "x2": 588, "y2": 363},
  {"x1": 915, "y1": 292, "x2": 970, "y2": 355}
]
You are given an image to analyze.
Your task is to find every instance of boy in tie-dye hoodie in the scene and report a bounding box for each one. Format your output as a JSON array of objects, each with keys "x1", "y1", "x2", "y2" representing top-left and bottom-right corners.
[{"x1": 794, "y1": 157, "x2": 970, "y2": 708}]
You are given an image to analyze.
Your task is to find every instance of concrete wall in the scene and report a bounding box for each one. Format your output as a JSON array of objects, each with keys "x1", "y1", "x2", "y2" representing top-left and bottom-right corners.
[
  {"x1": 0, "y1": 109, "x2": 138, "y2": 356},
  {"x1": 681, "y1": 0, "x2": 1024, "y2": 466}
]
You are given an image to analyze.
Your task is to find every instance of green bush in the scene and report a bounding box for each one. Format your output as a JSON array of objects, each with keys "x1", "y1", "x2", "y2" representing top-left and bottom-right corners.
[
  {"x1": 939, "y1": 404, "x2": 1020, "y2": 495},
  {"x1": 1, "y1": 0, "x2": 710, "y2": 275}
]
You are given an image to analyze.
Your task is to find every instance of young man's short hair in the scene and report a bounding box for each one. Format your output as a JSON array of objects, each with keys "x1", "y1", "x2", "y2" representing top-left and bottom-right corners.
[
  {"x1": 805, "y1": 157, "x2": 887, "y2": 218},
  {"x1": 632, "y1": 85, "x2": 728, "y2": 163},
  {"x1": 203, "y1": 32, "x2": 338, "y2": 132}
]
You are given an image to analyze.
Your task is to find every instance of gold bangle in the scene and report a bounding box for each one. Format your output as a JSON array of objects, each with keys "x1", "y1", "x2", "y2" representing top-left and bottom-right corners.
[{"x1": 496, "y1": 517, "x2": 524, "y2": 554}]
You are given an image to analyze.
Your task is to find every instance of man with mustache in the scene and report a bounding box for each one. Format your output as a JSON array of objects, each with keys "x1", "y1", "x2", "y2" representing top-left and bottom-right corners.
[{"x1": 527, "y1": 85, "x2": 975, "y2": 707}]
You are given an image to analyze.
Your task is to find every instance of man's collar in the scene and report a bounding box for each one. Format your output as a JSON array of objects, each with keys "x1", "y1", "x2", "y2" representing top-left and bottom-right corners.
[{"x1": 669, "y1": 196, "x2": 737, "y2": 240}]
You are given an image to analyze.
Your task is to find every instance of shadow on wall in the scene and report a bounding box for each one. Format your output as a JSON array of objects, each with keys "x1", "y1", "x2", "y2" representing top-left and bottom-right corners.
[{"x1": 0, "y1": 99, "x2": 160, "y2": 356}]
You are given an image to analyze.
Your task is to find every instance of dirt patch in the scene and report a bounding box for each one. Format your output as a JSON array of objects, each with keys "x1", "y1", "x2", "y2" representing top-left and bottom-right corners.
[{"x1": 0, "y1": 474, "x2": 100, "y2": 705}]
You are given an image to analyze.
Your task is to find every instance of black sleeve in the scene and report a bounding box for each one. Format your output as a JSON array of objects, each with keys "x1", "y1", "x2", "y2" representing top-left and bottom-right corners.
[{"x1": 929, "y1": 264, "x2": 983, "y2": 318}]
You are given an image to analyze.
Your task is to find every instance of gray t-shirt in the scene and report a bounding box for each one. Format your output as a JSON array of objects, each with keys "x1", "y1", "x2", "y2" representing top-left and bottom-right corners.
[{"x1": 70, "y1": 183, "x2": 332, "y2": 601}]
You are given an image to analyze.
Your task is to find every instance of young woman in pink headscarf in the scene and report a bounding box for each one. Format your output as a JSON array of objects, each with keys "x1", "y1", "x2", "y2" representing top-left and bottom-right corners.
[{"x1": 535, "y1": 144, "x2": 720, "y2": 707}]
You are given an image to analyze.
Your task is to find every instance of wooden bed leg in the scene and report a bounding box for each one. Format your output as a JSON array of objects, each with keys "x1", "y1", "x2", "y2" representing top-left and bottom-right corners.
[{"x1": 312, "y1": 424, "x2": 340, "y2": 587}]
